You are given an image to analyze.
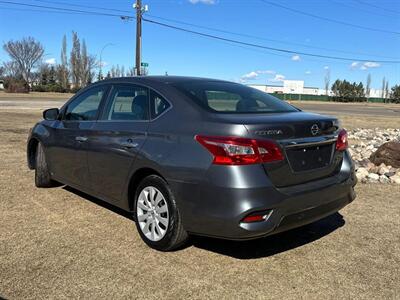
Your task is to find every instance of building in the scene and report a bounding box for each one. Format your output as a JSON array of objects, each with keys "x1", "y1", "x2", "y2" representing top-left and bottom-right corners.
[
  {"x1": 369, "y1": 89, "x2": 384, "y2": 98},
  {"x1": 248, "y1": 80, "x2": 319, "y2": 95},
  {"x1": 0, "y1": 80, "x2": 4, "y2": 90}
]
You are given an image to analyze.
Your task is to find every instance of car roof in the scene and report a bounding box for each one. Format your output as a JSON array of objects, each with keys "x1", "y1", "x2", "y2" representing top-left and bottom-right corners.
[{"x1": 98, "y1": 75, "x2": 232, "y2": 85}]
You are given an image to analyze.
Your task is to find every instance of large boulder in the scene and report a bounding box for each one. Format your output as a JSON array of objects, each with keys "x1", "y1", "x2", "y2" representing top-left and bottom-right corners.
[{"x1": 370, "y1": 142, "x2": 400, "y2": 168}]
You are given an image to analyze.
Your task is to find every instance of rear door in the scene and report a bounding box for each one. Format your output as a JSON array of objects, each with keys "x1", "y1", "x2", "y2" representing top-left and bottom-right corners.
[
  {"x1": 86, "y1": 84, "x2": 150, "y2": 202},
  {"x1": 46, "y1": 85, "x2": 108, "y2": 187}
]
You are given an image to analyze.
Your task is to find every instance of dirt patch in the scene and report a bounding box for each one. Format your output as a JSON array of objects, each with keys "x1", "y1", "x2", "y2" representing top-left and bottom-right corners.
[{"x1": 0, "y1": 103, "x2": 399, "y2": 299}]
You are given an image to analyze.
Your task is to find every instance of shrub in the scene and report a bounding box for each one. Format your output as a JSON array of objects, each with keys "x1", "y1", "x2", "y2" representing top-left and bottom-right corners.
[
  {"x1": 31, "y1": 84, "x2": 69, "y2": 93},
  {"x1": 4, "y1": 78, "x2": 29, "y2": 93},
  {"x1": 331, "y1": 96, "x2": 367, "y2": 103},
  {"x1": 70, "y1": 86, "x2": 81, "y2": 93}
]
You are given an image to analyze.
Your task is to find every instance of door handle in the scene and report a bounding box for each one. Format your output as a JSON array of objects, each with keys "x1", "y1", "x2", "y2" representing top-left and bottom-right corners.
[
  {"x1": 120, "y1": 139, "x2": 139, "y2": 149},
  {"x1": 75, "y1": 136, "x2": 88, "y2": 142}
]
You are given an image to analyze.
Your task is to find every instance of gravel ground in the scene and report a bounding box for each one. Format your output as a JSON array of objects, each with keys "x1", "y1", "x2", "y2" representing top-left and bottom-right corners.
[{"x1": 0, "y1": 108, "x2": 399, "y2": 299}]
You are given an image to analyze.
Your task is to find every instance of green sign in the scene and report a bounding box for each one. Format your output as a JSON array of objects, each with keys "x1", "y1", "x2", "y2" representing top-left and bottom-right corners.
[{"x1": 141, "y1": 62, "x2": 149, "y2": 67}]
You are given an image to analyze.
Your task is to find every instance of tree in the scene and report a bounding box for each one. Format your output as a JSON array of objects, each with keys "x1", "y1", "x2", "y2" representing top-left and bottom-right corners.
[
  {"x1": 57, "y1": 34, "x2": 69, "y2": 90},
  {"x1": 48, "y1": 65, "x2": 56, "y2": 84},
  {"x1": 331, "y1": 79, "x2": 341, "y2": 97},
  {"x1": 390, "y1": 85, "x2": 400, "y2": 103},
  {"x1": 355, "y1": 82, "x2": 365, "y2": 98},
  {"x1": 366, "y1": 73, "x2": 371, "y2": 101},
  {"x1": 97, "y1": 69, "x2": 102, "y2": 81},
  {"x1": 70, "y1": 31, "x2": 81, "y2": 88},
  {"x1": 3, "y1": 61, "x2": 22, "y2": 78},
  {"x1": 126, "y1": 67, "x2": 135, "y2": 77},
  {"x1": 38, "y1": 63, "x2": 50, "y2": 85},
  {"x1": 324, "y1": 69, "x2": 330, "y2": 96},
  {"x1": 108, "y1": 65, "x2": 117, "y2": 78},
  {"x1": 3, "y1": 37, "x2": 44, "y2": 84},
  {"x1": 0, "y1": 65, "x2": 4, "y2": 78},
  {"x1": 331, "y1": 79, "x2": 366, "y2": 102},
  {"x1": 80, "y1": 39, "x2": 96, "y2": 86},
  {"x1": 384, "y1": 80, "x2": 390, "y2": 103},
  {"x1": 381, "y1": 77, "x2": 386, "y2": 98}
]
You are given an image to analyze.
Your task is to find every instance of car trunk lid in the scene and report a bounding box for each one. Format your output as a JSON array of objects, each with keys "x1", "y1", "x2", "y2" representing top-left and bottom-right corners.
[{"x1": 214, "y1": 111, "x2": 343, "y2": 187}]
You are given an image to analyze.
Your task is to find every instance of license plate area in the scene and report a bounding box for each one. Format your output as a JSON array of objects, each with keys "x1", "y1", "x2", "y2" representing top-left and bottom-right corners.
[{"x1": 285, "y1": 143, "x2": 334, "y2": 172}]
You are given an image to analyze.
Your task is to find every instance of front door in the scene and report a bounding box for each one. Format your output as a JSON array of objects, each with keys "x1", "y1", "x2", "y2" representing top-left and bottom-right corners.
[
  {"x1": 47, "y1": 85, "x2": 108, "y2": 188},
  {"x1": 87, "y1": 84, "x2": 150, "y2": 202}
]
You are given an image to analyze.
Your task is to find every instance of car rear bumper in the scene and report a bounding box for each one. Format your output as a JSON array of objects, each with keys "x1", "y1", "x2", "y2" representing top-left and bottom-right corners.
[{"x1": 170, "y1": 152, "x2": 356, "y2": 240}]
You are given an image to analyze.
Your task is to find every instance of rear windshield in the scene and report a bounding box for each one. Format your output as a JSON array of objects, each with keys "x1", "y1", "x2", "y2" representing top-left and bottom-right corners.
[{"x1": 171, "y1": 81, "x2": 298, "y2": 114}]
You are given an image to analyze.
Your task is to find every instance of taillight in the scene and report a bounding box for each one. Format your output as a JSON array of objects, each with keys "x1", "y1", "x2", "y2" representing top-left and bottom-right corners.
[
  {"x1": 195, "y1": 135, "x2": 284, "y2": 165},
  {"x1": 336, "y1": 129, "x2": 348, "y2": 151}
]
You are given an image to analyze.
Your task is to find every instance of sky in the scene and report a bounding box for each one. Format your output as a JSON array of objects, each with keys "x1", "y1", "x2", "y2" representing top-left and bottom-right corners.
[{"x1": 0, "y1": 0, "x2": 399, "y2": 89}]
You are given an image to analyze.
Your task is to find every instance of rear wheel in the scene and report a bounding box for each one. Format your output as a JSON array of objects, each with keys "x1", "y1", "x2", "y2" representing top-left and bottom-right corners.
[
  {"x1": 35, "y1": 142, "x2": 55, "y2": 188},
  {"x1": 134, "y1": 175, "x2": 188, "y2": 251}
]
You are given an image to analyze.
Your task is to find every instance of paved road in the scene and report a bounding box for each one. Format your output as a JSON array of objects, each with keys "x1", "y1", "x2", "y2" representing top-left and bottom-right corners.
[
  {"x1": 0, "y1": 96, "x2": 399, "y2": 117},
  {"x1": 294, "y1": 102, "x2": 400, "y2": 117},
  {"x1": 0, "y1": 98, "x2": 67, "y2": 110}
]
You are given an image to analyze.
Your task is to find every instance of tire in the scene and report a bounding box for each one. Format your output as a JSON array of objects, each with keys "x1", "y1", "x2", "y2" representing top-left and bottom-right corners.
[
  {"x1": 134, "y1": 175, "x2": 188, "y2": 251},
  {"x1": 35, "y1": 142, "x2": 55, "y2": 188}
]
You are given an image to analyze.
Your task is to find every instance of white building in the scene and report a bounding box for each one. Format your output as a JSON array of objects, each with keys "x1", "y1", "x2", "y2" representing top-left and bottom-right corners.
[
  {"x1": 283, "y1": 80, "x2": 304, "y2": 94},
  {"x1": 249, "y1": 80, "x2": 319, "y2": 95},
  {"x1": 0, "y1": 80, "x2": 4, "y2": 90},
  {"x1": 369, "y1": 89, "x2": 384, "y2": 98}
]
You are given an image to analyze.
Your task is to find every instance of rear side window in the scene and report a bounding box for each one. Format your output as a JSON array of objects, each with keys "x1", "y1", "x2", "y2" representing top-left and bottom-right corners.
[
  {"x1": 64, "y1": 86, "x2": 106, "y2": 121},
  {"x1": 150, "y1": 90, "x2": 170, "y2": 119},
  {"x1": 172, "y1": 81, "x2": 298, "y2": 114},
  {"x1": 102, "y1": 85, "x2": 149, "y2": 121}
]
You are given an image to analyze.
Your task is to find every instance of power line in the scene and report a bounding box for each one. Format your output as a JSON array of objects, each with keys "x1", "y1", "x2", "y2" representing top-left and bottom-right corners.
[
  {"x1": 2, "y1": 2, "x2": 396, "y2": 59},
  {"x1": 1, "y1": 1, "x2": 398, "y2": 64},
  {"x1": 146, "y1": 14, "x2": 399, "y2": 60},
  {"x1": 32, "y1": 0, "x2": 133, "y2": 14},
  {"x1": 0, "y1": 5, "x2": 92, "y2": 15},
  {"x1": 259, "y1": 0, "x2": 400, "y2": 35},
  {"x1": 0, "y1": 0, "x2": 134, "y2": 19},
  {"x1": 329, "y1": 0, "x2": 396, "y2": 18},
  {"x1": 143, "y1": 18, "x2": 400, "y2": 63},
  {"x1": 354, "y1": 0, "x2": 400, "y2": 15}
]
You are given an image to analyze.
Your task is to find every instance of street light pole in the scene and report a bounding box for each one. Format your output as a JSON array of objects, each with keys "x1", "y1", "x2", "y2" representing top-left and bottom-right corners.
[{"x1": 99, "y1": 43, "x2": 114, "y2": 80}]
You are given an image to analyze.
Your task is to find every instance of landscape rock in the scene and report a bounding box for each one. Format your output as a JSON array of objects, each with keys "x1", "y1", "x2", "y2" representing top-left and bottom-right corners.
[
  {"x1": 384, "y1": 171, "x2": 396, "y2": 178},
  {"x1": 367, "y1": 173, "x2": 380, "y2": 181},
  {"x1": 370, "y1": 141, "x2": 400, "y2": 168},
  {"x1": 390, "y1": 175, "x2": 400, "y2": 184},
  {"x1": 356, "y1": 167, "x2": 369, "y2": 180},
  {"x1": 347, "y1": 128, "x2": 400, "y2": 184},
  {"x1": 379, "y1": 175, "x2": 390, "y2": 184},
  {"x1": 378, "y1": 165, "x2": 390, "y2": 175}
]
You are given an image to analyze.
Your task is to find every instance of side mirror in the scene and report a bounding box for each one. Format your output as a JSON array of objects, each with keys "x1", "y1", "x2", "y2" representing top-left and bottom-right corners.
[{"x1": 43, "y1": 108, "x2": 59, "y2": 121}]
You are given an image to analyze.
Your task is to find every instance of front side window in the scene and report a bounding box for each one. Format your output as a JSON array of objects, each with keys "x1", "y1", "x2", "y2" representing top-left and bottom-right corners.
[
  {"x1": 172, "y1": 81, "x2": 298, "y2": 114},
  {"x1": 64, "y1": 86, "x2": 106, "y2": 121},
  {"x1": 103, "y1": 85, "x2": 149, "y2": 121}
]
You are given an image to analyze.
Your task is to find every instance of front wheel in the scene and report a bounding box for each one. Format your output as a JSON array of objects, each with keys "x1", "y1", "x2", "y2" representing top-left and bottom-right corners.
[
  {"x1": 134, "y1": 175, "x2": 188, "y2": 251},
  {"x1": 35, "y1": 142, "x2": 56, "y2": 188}
]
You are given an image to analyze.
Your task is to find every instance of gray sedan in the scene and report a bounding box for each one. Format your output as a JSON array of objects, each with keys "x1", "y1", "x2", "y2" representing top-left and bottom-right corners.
[{"x1": 27, "y1": 76, "x2": 356, "y2": 251}]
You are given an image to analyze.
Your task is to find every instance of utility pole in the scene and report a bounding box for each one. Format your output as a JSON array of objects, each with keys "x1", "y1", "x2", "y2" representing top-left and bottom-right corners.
[
  {"x1": 135, "y1": 0, "x2": 142, "y2": 76},
  {"x1": 134, "y1": 0, "x2": 148, "y2": 76}
]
